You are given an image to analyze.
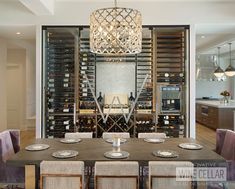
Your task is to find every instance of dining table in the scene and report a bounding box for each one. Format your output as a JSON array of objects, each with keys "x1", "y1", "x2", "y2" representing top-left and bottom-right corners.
[{"x1": 7, "y1": 137, "x2": 225, "y2": 189}]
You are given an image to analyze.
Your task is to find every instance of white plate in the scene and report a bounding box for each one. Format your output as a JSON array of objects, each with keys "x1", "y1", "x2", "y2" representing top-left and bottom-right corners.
[
  {"x1": 25, "y1": 144, "x2": 50, "y2": 151},
  {"x1": 178, "y1": 143, "x2": 203, "y2": 150},
  {"x1": 104, "y1": 151, "x2": 129, "y2": 159},
  {"x1": 60, "y1": 138, "x2": 81, "y2": 144},
  {"x1": 52, "y1": 150, "x2": 79, "y2": 159},
  {"x1": 105, "y1": 138, "x2": 127, "y2": 143},
  {"x1": 153, "y1": 150, "x2": 179, "y2": 158},
  {"x1": 144, "y1": 138, "x2": 165, "y2": 143}
]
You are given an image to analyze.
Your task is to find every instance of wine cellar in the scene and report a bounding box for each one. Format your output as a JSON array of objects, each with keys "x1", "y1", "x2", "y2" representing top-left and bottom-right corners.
[{"x1": 42, "y1": 26, "x2": 189, "y2": 138}]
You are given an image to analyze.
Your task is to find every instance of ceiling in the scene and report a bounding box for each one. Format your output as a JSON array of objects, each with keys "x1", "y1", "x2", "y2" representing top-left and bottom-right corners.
[{"x1": 0, "y1": 1, "x2": 235, "y2": 52}]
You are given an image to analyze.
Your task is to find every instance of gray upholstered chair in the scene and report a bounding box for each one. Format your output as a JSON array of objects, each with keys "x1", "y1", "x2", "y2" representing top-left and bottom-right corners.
[
  {"x1": 95, "y1": 161, "x2": 139, "y2": 189},
  {"x1": 149, "y1": 161, "x2": 194, "y2": 189},
  {"x1": 65, "y1": 132, "x2": 93, "y2": 139},
  {"x1": 102, "y1": 132, "x2": 130, "y2": 139},
  {"x1": 138, "y1": 132, "x2": 167, "y2": 139},
  {"x1": 40, "y1": 161, "x2": 84, "y2": 189},
  {"x1": 0, "y1": 130, "x2": 24, "y2": 184}
]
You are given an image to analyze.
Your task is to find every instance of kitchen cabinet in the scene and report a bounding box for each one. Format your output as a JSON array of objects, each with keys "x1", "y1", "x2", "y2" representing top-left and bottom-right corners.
[{"x1": 196, "y1": 101, "x2": 235, "y2": 130}]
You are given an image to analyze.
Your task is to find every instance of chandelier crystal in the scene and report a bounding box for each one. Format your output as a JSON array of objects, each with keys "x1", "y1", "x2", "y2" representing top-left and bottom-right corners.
[{"x1": 90, "y1": 0, "x2": 142, "y2": 55}]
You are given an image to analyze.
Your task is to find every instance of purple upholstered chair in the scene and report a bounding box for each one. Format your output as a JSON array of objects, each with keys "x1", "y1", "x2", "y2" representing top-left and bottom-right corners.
[
  {"x1": 215, "y1": 129, "x2": 228, "y2": 155},
  {"x1": 0, "y1": 130, "x2": 24, "y2": 184}
]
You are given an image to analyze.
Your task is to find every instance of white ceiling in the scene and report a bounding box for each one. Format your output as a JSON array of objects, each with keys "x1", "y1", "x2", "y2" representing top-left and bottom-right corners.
[{"x1": 0, "y1": 0, "x2": 235, "y2": 52}]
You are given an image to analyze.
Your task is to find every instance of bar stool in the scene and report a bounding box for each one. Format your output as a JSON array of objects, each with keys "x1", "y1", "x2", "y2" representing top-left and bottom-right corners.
[{"x1": 95, "y1": 161, "x2": 139, "y2": 189}]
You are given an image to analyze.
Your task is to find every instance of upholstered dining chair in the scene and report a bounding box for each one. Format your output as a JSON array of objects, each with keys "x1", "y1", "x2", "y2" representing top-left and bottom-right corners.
[
  {"x1": 40, "y1": 161, "x2": 84, "y2": 189},
  {"x1": 95, "y1": 161, "x2": 139, "y2": 189},
  {"x1": 65, "y1": 132, "x2": 93, "y2": 139},
  {"x1": 138, "y1": 132, "x2": 167, "y2": 139},
  {"x1": 102, "y1": 132, "x2": 130, "y2": 139},
  {"x1": 149, "y1": 161, "x2": 194, "y2": 189},
  {"x1": 0, "y1": 130, "x2": 24, "y2": 185},
  {"x1": 215, "y1": 129, "x2": 228, "y2": 155}
]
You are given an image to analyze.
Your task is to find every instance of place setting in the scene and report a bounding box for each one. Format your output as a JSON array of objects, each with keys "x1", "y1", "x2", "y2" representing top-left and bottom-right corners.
[
  {"x1": 104, "y1": 149, "x2": 130, "y2": 159},
  {"x1": 52, "y1": 150, "x2": 79, "y2": 159},
  {"x1": 105, "y1": 138, "x2": 127, "y2": 144},
  {"x1": 178, "y1": 143, "x2": 203, "y2": 150},
  {"x1": 152, "y1": 150, "x2": 179, "y2": 158},
  {"x1": 59, "y1": 138, "x2": 82, "y2": 144},
  {"x1": 144, "y1": 138, "x2": 165, "y2": 143},
  {"x1": 25, "y1": 144, "x2": 50, "y2": 151}
]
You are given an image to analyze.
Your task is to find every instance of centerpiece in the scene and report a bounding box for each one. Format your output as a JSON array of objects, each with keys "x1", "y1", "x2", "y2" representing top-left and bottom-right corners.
[{"x1": 220, "y1": 90, "x2": 230, "y2": 104}]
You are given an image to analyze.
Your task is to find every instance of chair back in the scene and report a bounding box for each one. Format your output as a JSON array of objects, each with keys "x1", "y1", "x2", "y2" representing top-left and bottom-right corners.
[
  {"x1": 95, "y1": 161, "x2": 139, "y2": 189},
  {"x1": 0, "y1": 131, "x2": 15, "y2": 162},
  {"x1": 149, "y1": 161, "x2": 193, "y2": 189},
  {"x1": 102, "y1": 132, "x2": 130, "y2": 139},
  {"x1": 40, "y1": 161, "x2": 84, "y2": 189},
  {"x1": 65, "y1": 132, "x2": 93, "y2": 139},
  {"x1": 215, "y1": 129, "x2": 227, "y2": 155},
  {"x1": 138, "y1": 132, "x2": 166, "y2": 139},
  {"x1": 221, "y1": 130, "x2": 235, "y2": 160}
]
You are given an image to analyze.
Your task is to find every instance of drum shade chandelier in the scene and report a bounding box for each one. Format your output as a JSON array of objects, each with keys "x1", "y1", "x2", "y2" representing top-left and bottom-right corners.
[
  {"x1": 214, "y1": 47, "x2": 224, "y2": 78},
  {"x1": 90, "y1": 0, "x2": 142, "y2": 55},
  {"x1": 225, "y1": 43, "x2": 235, "y2": 77}
]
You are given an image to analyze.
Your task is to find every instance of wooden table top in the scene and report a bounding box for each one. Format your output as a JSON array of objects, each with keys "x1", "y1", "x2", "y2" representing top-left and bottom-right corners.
[{"x1": 8, "y1": 138, "x2": 224, "y2": 167}]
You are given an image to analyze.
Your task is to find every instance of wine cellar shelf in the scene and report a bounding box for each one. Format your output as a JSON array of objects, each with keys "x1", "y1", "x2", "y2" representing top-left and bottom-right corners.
[{"x1": 42, "y1": 26, "x2": 189, "y2": 138}]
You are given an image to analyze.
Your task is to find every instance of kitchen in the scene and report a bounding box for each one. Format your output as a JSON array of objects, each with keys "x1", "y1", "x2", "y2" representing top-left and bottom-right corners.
[{"x1": 196, "y1": 24, "x2": 235, "y2": 131}]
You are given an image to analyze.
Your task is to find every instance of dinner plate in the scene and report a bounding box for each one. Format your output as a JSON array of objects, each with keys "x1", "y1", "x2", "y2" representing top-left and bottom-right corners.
[
  {"x1": 105, "y1": 138, "x2": 127, "y2": 143},
  {"x1": 60, "y1": 138, "x2": 81, "y2": 144},
  {"x1": 153, "y1": 150, "x2": 179, "y2": 158},
  {"x1": 104, "y1": 151, "x2": 129, "y2": 159},
  {"x1": 178, "y1": 143, "x2": 203, "y2": 150},
  {"x1": 52, "y1": 150, "x2": 79, "y2": 159},
  {"x1": 144, "y1": 138, "x2": 165, "y2": 143},
  {"x1": 25, "y1": 144, "x2": 50, "y2": 151}
]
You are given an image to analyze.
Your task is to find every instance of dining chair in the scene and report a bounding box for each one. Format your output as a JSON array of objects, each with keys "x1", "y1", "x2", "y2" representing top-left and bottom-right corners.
[
  {"x1": 215, "y1": 129, "x2": 228, "y2": 155},
  {"x1": 95, "y1": 161, "x2": 139, "y2": 189},
  {"x1": 102, "y1": 132, "x2": 130, "y2": 139},
  {"x1": 149, "y1": 161, "x2": 194, "y2": 189},
  {"x1": 0, "y1": 130, "x2": 24, "y2": 184},
  {"x1": 40, "y1": 161, "x2": 84, "y2": 189},
  {"x1": 138, "y1": 132, "x2": 167, "y2": 139},
  {"x1": 65, "y1": 132, "x2": 93, "y2": 139}
]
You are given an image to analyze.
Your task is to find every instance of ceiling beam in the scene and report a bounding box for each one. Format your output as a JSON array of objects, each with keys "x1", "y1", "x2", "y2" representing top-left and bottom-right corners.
[{"x1": 19, "y1": 0, "x2": 54, "y2": 15}]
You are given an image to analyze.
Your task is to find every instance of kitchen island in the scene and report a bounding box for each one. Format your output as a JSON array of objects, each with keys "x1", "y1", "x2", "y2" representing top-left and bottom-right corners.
[{"x1": 196, "y1": 100, "x2": 235, "y2": 130}]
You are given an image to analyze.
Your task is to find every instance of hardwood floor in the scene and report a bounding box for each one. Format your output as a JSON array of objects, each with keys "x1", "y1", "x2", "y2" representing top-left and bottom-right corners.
[
  {"x1": 20, "y1": 123, "x2": 216, "y2": 150},
  {"x1": 195, "y1": 122, "x2": 216, "y2": 150}
]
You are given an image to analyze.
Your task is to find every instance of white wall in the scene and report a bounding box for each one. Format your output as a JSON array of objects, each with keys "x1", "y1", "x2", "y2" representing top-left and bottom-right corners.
[
  {"x1": 7, "y1": 49, "x2": 26, "y2": 130},
  {"x1": 0, "y1": 38, "x2": 7, "y2": 132}
]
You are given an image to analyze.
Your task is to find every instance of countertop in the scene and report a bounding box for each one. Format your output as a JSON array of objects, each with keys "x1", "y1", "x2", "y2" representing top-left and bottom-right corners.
[{"x1": 196, "y1": 100, "x2": 235, "y2": 108}]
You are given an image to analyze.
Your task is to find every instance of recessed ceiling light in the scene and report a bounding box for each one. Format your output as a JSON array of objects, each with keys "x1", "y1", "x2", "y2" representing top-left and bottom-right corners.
[
  {"x1": 201, "y1": 35, "x2": 205, "y2": 39},
  {"x1": 16, "y1": 32, "x2": 21, "y2": 35}
]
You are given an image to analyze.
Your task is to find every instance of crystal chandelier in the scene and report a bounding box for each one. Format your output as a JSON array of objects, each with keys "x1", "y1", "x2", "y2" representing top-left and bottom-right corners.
[{"x1": 90, "y1": 0, "x2": 142, "y2": 55}]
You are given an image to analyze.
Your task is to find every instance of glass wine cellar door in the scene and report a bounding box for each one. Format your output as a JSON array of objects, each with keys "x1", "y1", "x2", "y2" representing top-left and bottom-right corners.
[{"x1": 42, "y1": 26, "x2": 189, "y2": 138}]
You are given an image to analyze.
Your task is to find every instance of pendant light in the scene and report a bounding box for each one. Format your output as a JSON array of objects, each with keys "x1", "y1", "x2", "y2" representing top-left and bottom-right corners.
[
  {"x1": 214, "y1": 47, "x2": 224, "y2": 78},
  {"x1": 225, "y1": 43, "x2": 235, "y2": 77},
  {"x1": 90, "y1": 0, "x2": 142, "y2": 55}
]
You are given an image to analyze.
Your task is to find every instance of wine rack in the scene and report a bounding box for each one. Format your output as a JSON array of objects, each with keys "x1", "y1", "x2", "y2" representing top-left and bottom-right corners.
[
  {"x1": 78, "y1": 28, "x2": 96, "y2": 115},
  {"x1": 136, "y1": 29, "x2": 153, "y2": 115},
  {"x1": 96, "y1": 114, "x2": 135, "y2": 138},
  {"x1": 154, "y1": 27, "x2": 188, "y2": 138},
  {"x1": 43, "y1": 28, "x2": 76, "y2": 138},
  {"x1": 42, "y1": 26, "x2": 189, "y2": 138},
  {"x1": 155, "y1": 28, "x2": 185, "y2": 83}
]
